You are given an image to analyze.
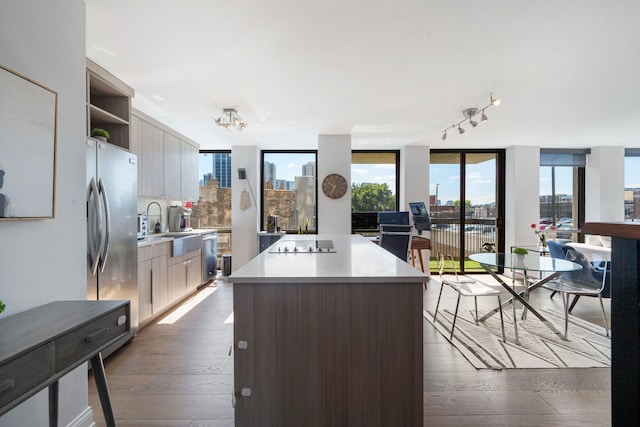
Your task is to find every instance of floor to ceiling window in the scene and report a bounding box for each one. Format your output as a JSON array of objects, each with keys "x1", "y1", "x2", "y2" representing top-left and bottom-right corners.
[
  {"x1": 261, "y1": 150, "x2": 317, "y2": 233},
  {"x1": 429, "y1": 150, "x2": 505, "y2": 273},
  {"x1": 539, "y1": 149, "x2": 586, "y2": 241}
]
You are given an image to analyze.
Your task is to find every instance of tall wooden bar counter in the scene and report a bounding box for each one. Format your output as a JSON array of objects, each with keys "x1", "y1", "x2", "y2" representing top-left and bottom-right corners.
[
  {"x1": 581, "y1": 222, "x2": 640, "y2": 426},
  {"x1": 229, "y1": 234, "x2": 427, "y2": 427}
]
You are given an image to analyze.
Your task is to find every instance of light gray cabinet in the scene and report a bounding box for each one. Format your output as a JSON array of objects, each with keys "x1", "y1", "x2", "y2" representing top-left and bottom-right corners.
[
  {"x1": 137, "y1": 242, "x2": 169, "y2": 327},
  {"x1": 181, "y1": 142, "x2": 199, "y2": 201},
  {"x1": 186, "y1": 252, "x2": 202, "y2": 292},
  {"x1": 138, "y1": 257, "x2": 152, "y2": 323},
  {"x1": 167, "y1": 249, "x2": 202, "y2": 304},
  {"x1": 140, "y1": 119, "x2": 165, "y2": 197},
  {"x1": 132, "y1": 109, "x2": 200, "y2": 200},
  {"x1": 130, "y1": 114, "x2": 142, "y2": 158},
  {"x1": 164, "y1": 133, "x2": 182, "y2": 199}
]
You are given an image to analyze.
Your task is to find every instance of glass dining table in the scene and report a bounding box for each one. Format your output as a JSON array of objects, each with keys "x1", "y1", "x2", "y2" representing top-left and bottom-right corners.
[{"x1": 469, "y1": 252, "x2": 583, "y2": 343}]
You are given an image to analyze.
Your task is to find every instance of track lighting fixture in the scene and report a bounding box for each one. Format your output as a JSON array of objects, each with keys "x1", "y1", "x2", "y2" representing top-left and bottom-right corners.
[{"x1": 440, "y1": 93, "x2": 500, "y2": 140}]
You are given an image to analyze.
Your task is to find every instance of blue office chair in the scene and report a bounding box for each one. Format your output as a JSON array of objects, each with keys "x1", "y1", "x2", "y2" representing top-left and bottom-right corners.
[
  {"x1": 547, "y1": 240, "x2": 611, "y2": 311},
  {"x1": 379, "y1": 224, "x2": 412, "y2": 261},
  {"x1": 543, "y1": 242, "x2": 609, "y2": 338}
]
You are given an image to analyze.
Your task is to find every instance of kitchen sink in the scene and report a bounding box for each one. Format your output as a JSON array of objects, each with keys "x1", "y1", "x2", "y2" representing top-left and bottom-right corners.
[
  {"x1": 161, "y1": 232, "x2": 199, "y2": 237},
  {"x1": 147, "y1": 232, "x2": 201, "y2": 256},
  {"x1": 171, "y1": 234, "x2": 201, "y2": 256}
]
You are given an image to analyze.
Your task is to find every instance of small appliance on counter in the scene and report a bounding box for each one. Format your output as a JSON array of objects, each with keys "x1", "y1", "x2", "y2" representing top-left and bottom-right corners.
[
  {"x1": 267, "y1": 214, "x2": 279, "y2": 232},
  {"x1": 137, "y1": 213, "x2": 148, "y2": 239},
  {"x1": 168, "y1": 204, "x2": 192, "y2": 232}
]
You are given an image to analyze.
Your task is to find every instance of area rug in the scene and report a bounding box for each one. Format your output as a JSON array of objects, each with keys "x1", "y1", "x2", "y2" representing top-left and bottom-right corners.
[{"x1": 424, "y1": 307, "x2": 611, "y2": 370}]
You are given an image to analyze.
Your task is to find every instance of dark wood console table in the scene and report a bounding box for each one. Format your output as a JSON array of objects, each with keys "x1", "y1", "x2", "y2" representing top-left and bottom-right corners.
[
  {"x1": 581, "y1": 222, "x2": 640, "y2": 426},
  {"x1": 0, "y1": 300, "x2": 129, "y2": 427}
]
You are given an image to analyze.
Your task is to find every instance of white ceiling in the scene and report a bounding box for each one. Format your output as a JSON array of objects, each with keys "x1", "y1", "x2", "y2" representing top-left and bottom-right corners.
[{"x1": 86, "y1": 0, "x2": 640, "y2": 150}]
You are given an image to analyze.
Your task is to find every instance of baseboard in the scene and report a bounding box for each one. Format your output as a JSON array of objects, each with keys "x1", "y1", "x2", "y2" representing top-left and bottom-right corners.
[{"x1": 66, "y1": 406, "x2": 94, "y2": 427}]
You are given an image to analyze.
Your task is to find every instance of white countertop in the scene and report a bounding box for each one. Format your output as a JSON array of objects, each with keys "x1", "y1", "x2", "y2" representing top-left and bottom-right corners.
[
  {"x1": 230, "y1": 234, "x2": 428, "y2": 284},
  {"x1": 137, "y1": 228, "x2": 217, "y2": 247}
]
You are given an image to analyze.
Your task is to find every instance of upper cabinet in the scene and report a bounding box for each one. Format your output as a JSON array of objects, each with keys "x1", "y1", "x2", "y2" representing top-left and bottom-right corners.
[
  {"x1": 86, "y1": 60, "x2": 199, "y2": 200},
  {"x1": 132, "y1": 109, "x2": 200, "y2": 200},
  {"x1": 181, "y1": 142, "x2": 199, "y2": 201},
  {"x1": 86, "y1": 59, "x2": 134, "y2": 150},
  {"x1": 164, "y1": 133, "x2": 182, "y2": 199}
]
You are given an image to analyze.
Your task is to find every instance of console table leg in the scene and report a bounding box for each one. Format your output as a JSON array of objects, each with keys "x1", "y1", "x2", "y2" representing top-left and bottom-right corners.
[
  {"x1": 90, "y1": 353, "x2": 116, "y2": 427},
  {"x1": 48, "y1": 381, "x2": 58, "y2": 427}
]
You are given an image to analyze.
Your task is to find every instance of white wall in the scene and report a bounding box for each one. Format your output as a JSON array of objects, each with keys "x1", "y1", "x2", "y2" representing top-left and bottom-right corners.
[
  {"x1": 317, "y1": 135, "x2": 351, "y2": 234},
  {"x1": 586, "y1": 146, "x2": 625, "y2": 222},
  {"x1": 401, "y1": 145, "x2": 430, "y2": 235},
  {"x1": 0, "y1": 0, "x2": 90, "y2": 425},
  {"x1": 505, "y1": 146, "x2": 541, "y2": 250},
  {"x1": 231, "y1": 145, "x2": 260, "y2": 270}
]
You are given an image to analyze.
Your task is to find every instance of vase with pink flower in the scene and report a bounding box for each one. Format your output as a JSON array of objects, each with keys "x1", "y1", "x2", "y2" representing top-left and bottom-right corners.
[{"x1": 531, "y1": 223, "x2": 556, "y2": 248}]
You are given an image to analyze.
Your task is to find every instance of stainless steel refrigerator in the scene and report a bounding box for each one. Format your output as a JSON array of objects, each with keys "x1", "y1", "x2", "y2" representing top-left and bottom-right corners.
[{"x1": 86, "y1": 139, "x2": 138, "y2": 352}]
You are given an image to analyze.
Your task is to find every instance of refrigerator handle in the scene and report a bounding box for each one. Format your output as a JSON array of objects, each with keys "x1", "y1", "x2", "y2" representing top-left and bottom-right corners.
[
  {"x1": 98, "y1": 178, "x2": 111, "y2": 273},
  {"x1": 88, "y1": 177, "x2": 102, "y2": 276}
]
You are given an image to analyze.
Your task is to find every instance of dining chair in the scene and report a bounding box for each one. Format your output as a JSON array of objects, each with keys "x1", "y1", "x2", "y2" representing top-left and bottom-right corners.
[
  {"x1": 433, "y1": 252, "x2": 506, "y2": 341},
  {"x1": 542, "y1": 244, "x2": 609, "y2": 338},
  {"x1": 547, "y1": 240, "x2": 611, "y2": 312},
  {"x1": 379, "y1": 224, "x2": 412, "y2": 262}
]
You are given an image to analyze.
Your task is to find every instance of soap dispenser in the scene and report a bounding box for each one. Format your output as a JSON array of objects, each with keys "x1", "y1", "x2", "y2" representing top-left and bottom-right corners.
[{"x1": 154, "y1": 220, "x2": 162, "y2": 234}]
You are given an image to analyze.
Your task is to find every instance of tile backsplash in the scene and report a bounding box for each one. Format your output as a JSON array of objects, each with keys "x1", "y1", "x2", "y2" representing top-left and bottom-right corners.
[{"x1": 138, "y1": 198, "x2": 172, "y2": 234}]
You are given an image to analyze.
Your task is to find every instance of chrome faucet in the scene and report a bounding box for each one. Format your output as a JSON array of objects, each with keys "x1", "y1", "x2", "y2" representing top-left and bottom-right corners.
[{"x1": 146, "y1": 201, "x2": 163, "y2": 233}]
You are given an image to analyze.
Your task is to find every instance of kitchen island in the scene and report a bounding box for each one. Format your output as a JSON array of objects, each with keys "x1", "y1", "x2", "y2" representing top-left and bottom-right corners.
[{"x1": 230, "y1": 234, "x2": 427, "y2": 427}]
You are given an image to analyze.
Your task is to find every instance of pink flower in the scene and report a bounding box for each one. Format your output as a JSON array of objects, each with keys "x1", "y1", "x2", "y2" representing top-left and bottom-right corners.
[{"x1": 532, "y1": 223, "x2": 556, "y2": 237}]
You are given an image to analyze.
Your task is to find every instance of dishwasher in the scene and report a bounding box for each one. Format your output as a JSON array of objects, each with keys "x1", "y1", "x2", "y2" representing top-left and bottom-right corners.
[{"x1": 201, "y1": 231, "x2": 218, "y2": 284}]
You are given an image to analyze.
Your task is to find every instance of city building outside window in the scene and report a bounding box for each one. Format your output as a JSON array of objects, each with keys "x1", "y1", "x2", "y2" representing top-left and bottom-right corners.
[
  {"x1": 261, "y1": 151, "x2": 317, "y2": 233},
  {"x1": 624, "y1": 149, "x2": 640, "y2": 221},
  {"x1": 539, "y1": 149, "x2": 586, "y2": 241},
  {"x1": 192, "y1": 150, "x2": 232, "y2": 256}
]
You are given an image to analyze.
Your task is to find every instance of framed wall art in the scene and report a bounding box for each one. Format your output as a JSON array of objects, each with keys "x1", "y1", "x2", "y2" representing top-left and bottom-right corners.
[{"x1": 0, "y1": 64, "x2": 57, "y2": 219}]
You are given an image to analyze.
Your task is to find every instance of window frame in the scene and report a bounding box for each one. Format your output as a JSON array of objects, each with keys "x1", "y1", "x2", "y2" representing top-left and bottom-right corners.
[
  {"x1": 199, "y1": 149, "x2": 232, "y2": 189},
  {"x1": 623, "y1": 149, "x2": 640, "y2": 221},
  {"x1": 350, "y1": 150, "x2": 400, "y2": 212},
  {"x1": 539, "y1": 149, "x2": 586, "y2": 242},
  {"x1": 260, "y1": 149, "x2": 318, "y2": 233}
]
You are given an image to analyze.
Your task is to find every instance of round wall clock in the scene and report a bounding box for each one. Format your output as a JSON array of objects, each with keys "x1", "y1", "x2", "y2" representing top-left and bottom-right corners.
[{"x1": 322, "y1": 173, "x2": 348, "y2": 199}]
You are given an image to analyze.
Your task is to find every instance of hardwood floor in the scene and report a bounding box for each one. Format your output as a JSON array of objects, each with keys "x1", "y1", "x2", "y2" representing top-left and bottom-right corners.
[{"x1": 89, "y1": 273, "x2": 611, "y2": 426}]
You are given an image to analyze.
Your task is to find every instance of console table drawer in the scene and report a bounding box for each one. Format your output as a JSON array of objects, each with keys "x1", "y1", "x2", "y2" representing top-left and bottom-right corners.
[
  {"x1": 55, "y1": 306, "x2": 128, "y2": 371},
  {"x1": 0, "y1": 344, "x2": 52, "y2": 408}
]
